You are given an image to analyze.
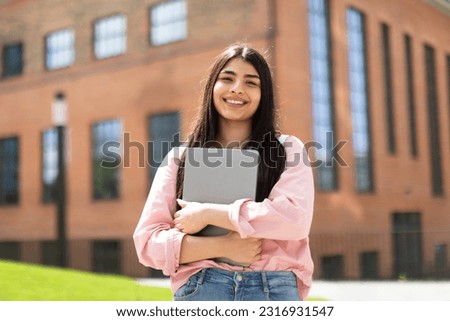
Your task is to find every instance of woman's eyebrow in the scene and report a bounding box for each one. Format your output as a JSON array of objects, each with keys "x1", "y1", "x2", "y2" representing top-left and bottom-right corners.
[{"x1": 220, "y1": 70, "x2": 260, "y2": 79}]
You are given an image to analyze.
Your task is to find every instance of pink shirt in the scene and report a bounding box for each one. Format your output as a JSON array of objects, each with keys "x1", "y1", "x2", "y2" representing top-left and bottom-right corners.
[{"x1": 133, "y1": 135, "x2": 314, "y2": 299}]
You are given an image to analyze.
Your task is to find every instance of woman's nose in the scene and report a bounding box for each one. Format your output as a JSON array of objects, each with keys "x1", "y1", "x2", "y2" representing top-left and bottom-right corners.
[{"x1": 231, "y1": 81, "x2": 244, "y2": 94}]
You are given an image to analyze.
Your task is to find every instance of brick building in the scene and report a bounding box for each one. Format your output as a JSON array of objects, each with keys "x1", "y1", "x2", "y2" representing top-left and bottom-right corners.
[{"x1": 0, "y1": 0, "x2": 449, "y2": 280}]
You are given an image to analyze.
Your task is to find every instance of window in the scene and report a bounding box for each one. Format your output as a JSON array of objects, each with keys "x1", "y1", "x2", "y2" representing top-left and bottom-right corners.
[
  {"x1": 381, "y1": 23, "x2": 396, "y2": 154},
  {"x1": 392, "y1": 212, "x2": 423, "y2": 278},
  {"x1": 308, "y1": 0, "x2": 337, "y2": 191},
  {"x1": 360, "y1": 251, "x2": 379, "y2": 279},
  {"x1": 435, "y1": 244, "x2": 448, "y2": 278},
  {"x1": 92, "y1": 119, "x2": 122, "y2": 200},
  {"x1": 148, "y1": 112, "x2": 180, "y2": 183},
  {"x1": 346, "y1": 8, "x2": 373, "y2": 192},
  {"x1": 0, "y1": 242, "x2": 20, "y2": 261},
  {"x1": 0, "y1": 137, "x2": 19, "y2": 205},
  {"x1": 404, "y1": 34, "x2": 418, "y2": 157},
  {"x1": 92, "y1": 240, "x2": 121, "y2": 274},
  {"x1": 321, "y1": 255, "x2": 344, "y2": 279},
  {"x1": 94, "y1": 14, "x2": 127, "y2": 59},
  {"x1": 42, "y1": 240, "x2": 59, "y2": 266},
  {"x1": 424, "y1": 45, "x2": 443, "y2": 196},
  {"x1": 42, "y1": 128, "x2": 58, "y2": 203},
  {"x1": 2, "y1": 43, "x2": 23, "y2": 78},
  {"x1": 45, "y1": 28, "x2": 75, "y2": 70},
  {"x1": 150, "y1": 0, "x2": 187, "y2": 46}
]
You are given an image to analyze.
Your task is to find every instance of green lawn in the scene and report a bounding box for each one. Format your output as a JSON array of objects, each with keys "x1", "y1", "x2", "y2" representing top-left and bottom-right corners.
[{"x1": 0, "y1": 260, "x2": 173, "y2": 301}]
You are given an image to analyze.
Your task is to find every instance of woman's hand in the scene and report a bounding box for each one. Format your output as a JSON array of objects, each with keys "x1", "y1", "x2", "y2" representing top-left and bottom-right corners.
[
  {"x1": 222, "y1": 232, "x2": 262, "y2": 264},
  {"x1": 174, "y1": 199, "x2": 208, "y2": 234}
]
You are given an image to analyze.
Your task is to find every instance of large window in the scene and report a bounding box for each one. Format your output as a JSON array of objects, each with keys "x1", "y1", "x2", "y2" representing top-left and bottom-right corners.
[
  {"x1": 42, "y1": 128, "x2": 58, "y2": 203},
  {"x1": 45, "y1": 28, "x2": 75, "y2": 70},
  {"x1": 381, "y1": 23, "x2": 396, "y2": 154},
  {"x1": 346, "y1": 8, "x2": 373, "y2": 193},
  {"x1": 148, "y1": 112, "x2": 180, "y2": 183},
  {"x1": 0, "y1": 137, "x2": 19, "y2": 205},
  {"x1": 92, "y1": 119, "x2": 122, "y2": 200},
  {"x1": 94, "y1": 14, "x2": 127, "y2": 59},
  {"x1": 150, "y1": 0, "x2": 187, "y2": 46},
  {"x1": 424, "y1": 45, "x2": 443, "y2": 196},
  {"x1": 404, "y1": 34, "x2": 418, "y2": 158},
  {"x1": 2, "y1": 43, "x2": 23, "y2": 78},
  {"x1": 308, "y1": 0, "x2": 337, "y2": 191}
]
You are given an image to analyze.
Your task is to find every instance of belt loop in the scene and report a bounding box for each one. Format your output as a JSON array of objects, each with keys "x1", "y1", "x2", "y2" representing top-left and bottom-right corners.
[
  {"x1": 197, "y1": 268, "x2": 207, "y2": 285},
  {"x1": 261, "y1": 271, "x2": 269, "y2": 293}
]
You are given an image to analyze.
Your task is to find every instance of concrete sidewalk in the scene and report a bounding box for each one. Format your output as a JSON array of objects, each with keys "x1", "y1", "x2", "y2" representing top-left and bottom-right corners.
[
  {"x1": 137, "y1": 278, "x2": 450, "y2": 300},
  {"x1": 308, "y1": 280, "x2": 450, "y2": 300}
]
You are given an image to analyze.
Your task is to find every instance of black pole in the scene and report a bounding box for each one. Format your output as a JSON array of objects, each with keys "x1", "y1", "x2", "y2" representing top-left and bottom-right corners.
[{"x1": 56, "y1": 124, "x2": 67, "y2": 267}]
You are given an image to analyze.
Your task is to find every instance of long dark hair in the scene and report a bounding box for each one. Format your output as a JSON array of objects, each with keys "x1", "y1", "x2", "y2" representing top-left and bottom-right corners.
[{"x1": 176, "y1": 43, "x2": 286, "y2": 202}]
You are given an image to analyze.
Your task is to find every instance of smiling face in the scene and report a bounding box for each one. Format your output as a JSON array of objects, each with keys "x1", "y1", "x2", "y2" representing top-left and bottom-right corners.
[{"x1": 213, "y1": 58, "x2": 261, "y2": 127}]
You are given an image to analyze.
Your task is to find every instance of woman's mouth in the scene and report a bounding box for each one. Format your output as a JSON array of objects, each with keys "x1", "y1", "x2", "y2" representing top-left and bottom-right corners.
[{"x1": 224, "y1": 98, "x2": 247, "y2": 106}]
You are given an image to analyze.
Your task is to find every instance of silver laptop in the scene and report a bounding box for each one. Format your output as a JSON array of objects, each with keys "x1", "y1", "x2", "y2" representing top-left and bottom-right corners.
[{"x1": 182, "y1": 147, "x2": 259, "y2": 266}]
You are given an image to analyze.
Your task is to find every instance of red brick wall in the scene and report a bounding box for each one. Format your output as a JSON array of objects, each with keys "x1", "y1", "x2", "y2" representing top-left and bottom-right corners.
[{"x1": 0, "y1": 0, "x2": 449, "y2": 279}]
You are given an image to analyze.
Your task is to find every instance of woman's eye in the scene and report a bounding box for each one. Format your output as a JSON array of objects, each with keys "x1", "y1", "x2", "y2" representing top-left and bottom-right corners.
[
  {"x1": 247, "y1": 81, "x2": 259, "y2": 87},
  {"x1": 220, "y1": 77, "x2": 233, "y2": 82}
]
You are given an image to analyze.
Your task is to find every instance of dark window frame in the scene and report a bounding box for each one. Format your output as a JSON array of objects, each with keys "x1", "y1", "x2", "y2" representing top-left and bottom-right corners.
[
  {"x1": 424, "y1": 44, "x2": 443, "y2": 196},
  {"x1": 381, "y1": 23, "x2": 396, "y2": 154},
  {"x1": 2, "y1": 42, "x2": 23, "y2": 78},
  {"x1": 404, "y1": 34, "x2": 418, "y2": 158},
  {"x1": 0, "y1": 137, "x2": 19, "y2": 206}
]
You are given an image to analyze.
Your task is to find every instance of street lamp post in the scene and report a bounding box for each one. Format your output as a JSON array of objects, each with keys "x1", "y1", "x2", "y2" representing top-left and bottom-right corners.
[{"x1": 52, "y1": 92, "x2": 67, "y2": 268}]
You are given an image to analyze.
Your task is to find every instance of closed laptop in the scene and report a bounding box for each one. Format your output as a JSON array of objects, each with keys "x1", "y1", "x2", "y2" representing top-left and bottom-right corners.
[{"x1": 182, "y1": 147, "x2": 259, "y2": 266}]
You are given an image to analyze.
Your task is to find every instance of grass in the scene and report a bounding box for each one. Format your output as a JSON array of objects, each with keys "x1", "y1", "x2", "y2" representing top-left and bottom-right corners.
[
  {"x1": 0, "y1": 260, "x2": 326, "y2": 301},
  {"x1": 0, "y1": 260, "x2": 173, "y2": 301}
]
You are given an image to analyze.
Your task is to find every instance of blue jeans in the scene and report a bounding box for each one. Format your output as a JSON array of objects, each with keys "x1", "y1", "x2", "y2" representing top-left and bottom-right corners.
[{"x1": 173, "y1": 268, "x2": 301, "y2": 301}]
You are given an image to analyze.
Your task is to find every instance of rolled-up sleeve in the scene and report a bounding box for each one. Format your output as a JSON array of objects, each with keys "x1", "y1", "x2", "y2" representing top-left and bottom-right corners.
[
  {"x1": 228, "y1": 136, "x2": 314, "y2": 240},
  {"x1": 133, "y1": 147, "x2": 187, "y2": 275}
]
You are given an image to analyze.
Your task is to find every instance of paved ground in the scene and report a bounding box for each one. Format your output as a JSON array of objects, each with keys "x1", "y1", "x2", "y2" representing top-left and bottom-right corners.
[{"x1": 137, "y1": 278, "x2": 450, "y2": 300}]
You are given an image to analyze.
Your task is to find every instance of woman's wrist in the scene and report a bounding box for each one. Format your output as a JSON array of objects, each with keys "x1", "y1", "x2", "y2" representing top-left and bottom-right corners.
[{"x1": 203, "y1": 203, "x2": 235, "y2": 231}]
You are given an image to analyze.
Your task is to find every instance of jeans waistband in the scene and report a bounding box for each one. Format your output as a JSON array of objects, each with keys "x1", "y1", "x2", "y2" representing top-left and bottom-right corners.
[{"x1": 194, "y1": 268, "x2": 297, "y2": 292}]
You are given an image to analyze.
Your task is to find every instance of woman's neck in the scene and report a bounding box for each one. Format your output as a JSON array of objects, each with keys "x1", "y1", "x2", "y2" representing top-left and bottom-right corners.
[{"x1": 217, "y1": 120, "x2": 252, "y2": 148}]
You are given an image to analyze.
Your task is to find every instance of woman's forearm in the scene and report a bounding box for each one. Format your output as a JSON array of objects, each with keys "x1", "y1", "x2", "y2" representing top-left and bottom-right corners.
[
  {"x1": 179, "y1": 232, "x2": 262, "y2": 265},
  {"x1": 179, "y1": 235, "x2": 227, "y2": 264},
  {"x1": 203, "y1": 203, "x2": 236, "y2": 231}
]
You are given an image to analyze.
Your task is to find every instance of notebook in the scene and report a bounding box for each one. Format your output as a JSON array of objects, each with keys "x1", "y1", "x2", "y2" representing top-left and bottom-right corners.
[{"x1": 182, "y1": 147, "x2": 259, "y2": 266}]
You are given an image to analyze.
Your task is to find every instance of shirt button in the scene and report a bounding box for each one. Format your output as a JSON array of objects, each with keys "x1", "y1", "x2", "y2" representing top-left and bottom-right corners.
[{"x1": 236, "y1": 274, "x2": 243, "y2": 282}]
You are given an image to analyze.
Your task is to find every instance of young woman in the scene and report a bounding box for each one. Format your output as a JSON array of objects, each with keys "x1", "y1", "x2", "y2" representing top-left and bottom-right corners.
[{"x1": 133, "y1": 43, "x2": 314, "y2": 301}]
